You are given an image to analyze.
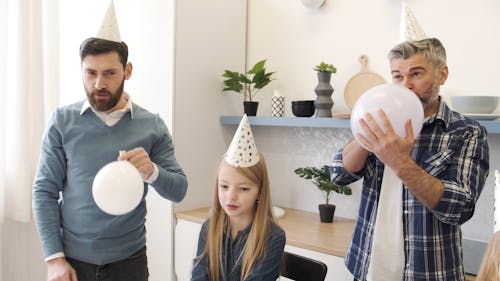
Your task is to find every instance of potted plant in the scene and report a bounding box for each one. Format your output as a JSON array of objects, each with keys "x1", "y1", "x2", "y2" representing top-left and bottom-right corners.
[
  {"x1": 294, "y1": 165, "x2": 351, "y2": 223},
  {"x1": 313, "y1": 61, "x2": 337, "y2": 118},
  {"x1": 222, "y1": 59, "x2": 275, "y2": 116},
  {"x1": 313, "y1": 61, "x2": 337, "y2": 73}
]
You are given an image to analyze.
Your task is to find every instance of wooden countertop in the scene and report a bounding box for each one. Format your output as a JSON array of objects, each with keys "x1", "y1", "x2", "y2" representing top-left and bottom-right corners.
[{"x1": 176, "y1": 206, "x2": 355, "y2": 257}]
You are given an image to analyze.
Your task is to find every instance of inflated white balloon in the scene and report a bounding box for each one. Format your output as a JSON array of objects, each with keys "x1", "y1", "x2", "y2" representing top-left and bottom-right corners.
[
  {"x1": 92, "y1": 160, "x2": 144, "y2": 216},
  {"x1": 350, "y1": 84, "x2": 424, "y2": 151}
]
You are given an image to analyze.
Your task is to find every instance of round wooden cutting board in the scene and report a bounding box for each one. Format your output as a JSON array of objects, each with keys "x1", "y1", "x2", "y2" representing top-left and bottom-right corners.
[{"x1": 344, "y1": 54, "x2": 386, "y2": 109}]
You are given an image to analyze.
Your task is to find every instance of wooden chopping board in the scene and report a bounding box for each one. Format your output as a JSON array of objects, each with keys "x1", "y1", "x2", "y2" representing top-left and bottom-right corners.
[{"x1": 344, "y1": 54, "x2": 386, "y2": 109}]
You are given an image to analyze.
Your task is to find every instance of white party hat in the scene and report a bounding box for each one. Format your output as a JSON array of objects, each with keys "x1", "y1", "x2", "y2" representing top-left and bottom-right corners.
[
  {"x1": 96, "y1": 0, "x2": 122, "y2": 42},
  {"x1": 399, "y1": 1, "x2": 427, "y2": 42},
  {"x1": 225, "y1": 114, "x2": 260, "y2": 167}
]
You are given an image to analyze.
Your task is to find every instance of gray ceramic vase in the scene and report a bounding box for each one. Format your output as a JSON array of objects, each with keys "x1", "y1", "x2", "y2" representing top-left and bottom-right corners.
[{"x1": 314, "y1": 72, "x2": 334, "y2": 117}]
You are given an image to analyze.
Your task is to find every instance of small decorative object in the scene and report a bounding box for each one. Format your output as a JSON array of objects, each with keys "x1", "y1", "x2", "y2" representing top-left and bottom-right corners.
[
  {"x1": 350, "y1": 84, "x2": 424, "y2": 152},
  {"x1": 313, "y1": 61, "x2": 337, "y2": 118},
  {"x1": 273, "y1": 206, "x2": 286, "y2": 219},
  {"x1": 344, "y1": 54, "x2": 386, "y2": 110},
  {"x1": 450, "y1": 95, "x2": 499, "y2": 114},
  {"x1": 291, "y1": 100, "x2": 315, "y2": 117},
  {"x1": 222, "y1": 59, "x2": 275, "y2": 116},
  {"x1": 294, "y1": 165, "x2": 351, "y2": 223},
  {"x1": 271, "y1": 90, "x2": 285, "y2": 117}
]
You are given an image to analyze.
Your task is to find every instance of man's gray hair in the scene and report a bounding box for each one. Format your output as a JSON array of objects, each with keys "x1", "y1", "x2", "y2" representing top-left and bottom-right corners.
[{"x1": 388, "y1": 38, "x2": 447, "y2": 69}]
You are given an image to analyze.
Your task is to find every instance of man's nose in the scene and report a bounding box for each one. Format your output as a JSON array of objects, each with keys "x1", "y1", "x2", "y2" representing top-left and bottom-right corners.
[
  {"x1": 402, "y1": 77, "x2": 413, "y2": 90},
  {"x1": 95, "y1": 75, "x2": 106, "y2": 90}
]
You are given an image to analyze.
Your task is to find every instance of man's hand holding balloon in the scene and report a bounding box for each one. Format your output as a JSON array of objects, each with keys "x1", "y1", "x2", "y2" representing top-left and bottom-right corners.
[
  {"x1": 356, "y1": 109, "x2": 416, "y2": 170},
  {"x1": 118, "y1": 147, "x2": 155, "y2": 181}
]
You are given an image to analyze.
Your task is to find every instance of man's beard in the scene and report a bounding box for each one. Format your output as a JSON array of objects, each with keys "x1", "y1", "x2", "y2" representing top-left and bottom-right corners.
[
  {"x1": 86, "y1": 79, "x2": 125, "y2": 112},
  {"x1": 419, "y1": 77, "x2": 441, "y2": 111}
]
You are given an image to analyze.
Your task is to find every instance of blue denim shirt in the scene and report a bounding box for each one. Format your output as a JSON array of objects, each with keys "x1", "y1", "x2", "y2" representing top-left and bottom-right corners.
[
  {"x1": 330, "y1": 99, "x2": 489, "y2": 281},
  {"x1": 191, "y1": 219, "x2": 286, "y2": 281}
]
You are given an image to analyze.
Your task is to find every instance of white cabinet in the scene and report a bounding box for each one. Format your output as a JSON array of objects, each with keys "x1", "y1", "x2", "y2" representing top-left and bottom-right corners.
[
  {"x1": 174, "y1": 217, "x2": 354, "y2": 281},
  {"x1": 174, "y1": 219, "x2": 202, "y2": 281}
]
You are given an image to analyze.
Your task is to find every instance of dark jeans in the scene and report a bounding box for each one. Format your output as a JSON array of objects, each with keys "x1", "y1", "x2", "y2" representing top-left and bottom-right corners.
[{"x1": 67, "y1": 247, "x2": 149, "y2": 281}]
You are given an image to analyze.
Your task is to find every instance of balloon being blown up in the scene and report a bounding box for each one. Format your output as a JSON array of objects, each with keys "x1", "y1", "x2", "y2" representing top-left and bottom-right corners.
[{"x1": 350, "y1": 84, "x2": 424, "y2": 151}]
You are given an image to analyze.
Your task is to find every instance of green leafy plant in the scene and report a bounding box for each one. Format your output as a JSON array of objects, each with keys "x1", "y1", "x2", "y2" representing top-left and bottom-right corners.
[
  {"x1": 222, "y1": 59, "x2": 275, "y2": 102},
  {"x1": 294, "y1": 165, "x2": 351, "y2": 205},
  {"x1": 313, "y1": 61, "x2": 337, "y2": 73}
]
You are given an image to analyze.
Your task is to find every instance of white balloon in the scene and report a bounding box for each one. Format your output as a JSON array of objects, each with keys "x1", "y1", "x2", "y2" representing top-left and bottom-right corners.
[
  {"x1": 350, "y1": 84, "x2": 424, "y2": 151},
  {"x1": 92, "y1": 160, "x2": 144, "y2": 216}
]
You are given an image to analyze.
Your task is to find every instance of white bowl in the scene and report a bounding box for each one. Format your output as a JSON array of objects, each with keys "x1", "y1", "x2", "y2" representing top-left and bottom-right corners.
[{"x1": 450, "y1": 96, "x2": 499, "y2": 114}]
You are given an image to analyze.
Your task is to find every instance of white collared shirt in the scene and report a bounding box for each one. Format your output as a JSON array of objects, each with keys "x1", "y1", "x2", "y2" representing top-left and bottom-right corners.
[{"x1": 80, "y1": 92, "x2": 134, "y2": 127}]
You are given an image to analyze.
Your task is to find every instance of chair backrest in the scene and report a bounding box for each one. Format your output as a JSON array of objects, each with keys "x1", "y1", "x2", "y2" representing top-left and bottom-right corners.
[{"x1": 280, "y1": 251, "x2": 328, "y2": 281}]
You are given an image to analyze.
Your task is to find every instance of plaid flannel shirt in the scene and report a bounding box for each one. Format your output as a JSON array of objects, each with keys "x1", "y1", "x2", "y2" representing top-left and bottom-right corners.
[{"x1": 330, "y1": 99, "x2": 489, "y2": 281}]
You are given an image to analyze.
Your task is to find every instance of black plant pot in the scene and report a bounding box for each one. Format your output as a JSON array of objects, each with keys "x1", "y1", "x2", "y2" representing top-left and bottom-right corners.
[
  {"x1": 319, "y1": 204, "x2": 336, "y2": 223},
  {"x1": 243, "y1": 101, "x2": 259, "y2": 116}
]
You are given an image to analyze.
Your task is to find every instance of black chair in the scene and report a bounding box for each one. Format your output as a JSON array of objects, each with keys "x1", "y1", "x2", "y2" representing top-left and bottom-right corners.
[{"x1": 280, "y1": 251, "x2": 328, "y2": 281}]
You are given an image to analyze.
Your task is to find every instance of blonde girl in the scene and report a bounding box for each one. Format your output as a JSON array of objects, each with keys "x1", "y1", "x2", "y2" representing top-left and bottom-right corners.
[{"x1": 191, "y1": 153, "x2": 286, "y2": 281}]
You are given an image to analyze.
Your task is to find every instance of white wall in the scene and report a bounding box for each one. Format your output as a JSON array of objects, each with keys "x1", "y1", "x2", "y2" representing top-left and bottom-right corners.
[
  {"x1": 244, "y1": 0, "x2": 500, "y2": 243},
  {"x1": 173, "y1": 0, "x2": 247, "y2": 213},
  {"x1": 2, "y1": 1, "x2": 177, "y2": 280},
  {"x1": 246, "y1": 0, "x2": 500, "y2": 115}
]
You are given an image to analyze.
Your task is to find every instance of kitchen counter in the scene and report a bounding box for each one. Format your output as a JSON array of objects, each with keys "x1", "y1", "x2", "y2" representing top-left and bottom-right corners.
[{"x1": 176, "y1": 206, "x2": 355, "y2": 257}]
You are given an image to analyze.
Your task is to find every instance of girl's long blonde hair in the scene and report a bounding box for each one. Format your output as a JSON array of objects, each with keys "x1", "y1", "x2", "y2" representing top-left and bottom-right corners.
[
  {"x1": 201, "y1": 153, "x2": 276, "y2": 281},
  {"x1": 476, "y1": 231, "x2": 500, "y2": 281}
]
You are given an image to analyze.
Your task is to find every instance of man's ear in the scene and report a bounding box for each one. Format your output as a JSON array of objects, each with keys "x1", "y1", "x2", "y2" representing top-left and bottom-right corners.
[
  {"x1": 125, "y1": 62, "x2": 133, "y2": 80},
  {"x1": 439, "y1": 65, "x2": 448, "y2": 85}
]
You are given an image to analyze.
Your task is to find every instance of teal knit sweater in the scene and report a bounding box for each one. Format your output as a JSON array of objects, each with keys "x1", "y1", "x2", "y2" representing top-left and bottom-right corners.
[{"x1": 33, "y1": 100, "x2": 187, "y2": 265}]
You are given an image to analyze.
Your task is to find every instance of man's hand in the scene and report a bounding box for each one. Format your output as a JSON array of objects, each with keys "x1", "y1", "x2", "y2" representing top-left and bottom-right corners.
[
  {"x1": 47, "y1": 257, "x2": 78, "y2": 281},
  {"x1": 356, "y1": 109, "x2": 444, "y2": 208},
  {"x1": 118, "y1": 147, "x2": 154, "y2": 180},
  {"x1": 356, "y1": 109, "x2": 415, "y2": 171}
]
